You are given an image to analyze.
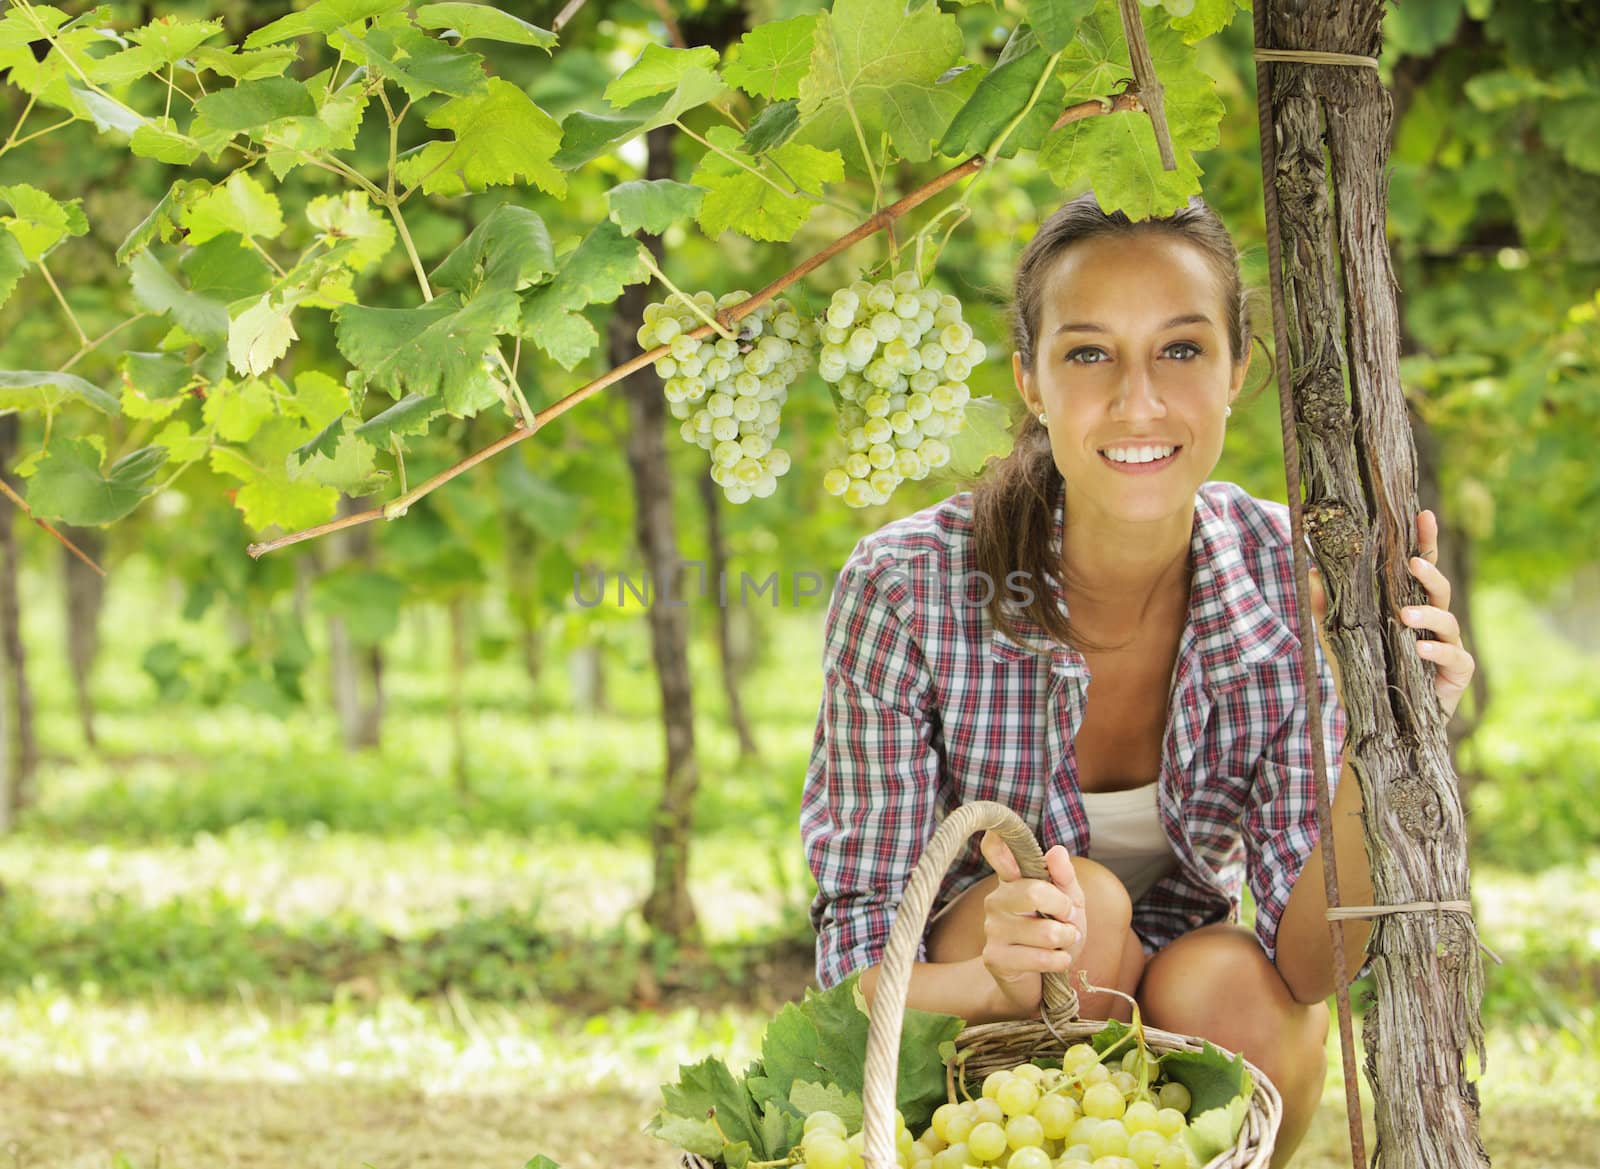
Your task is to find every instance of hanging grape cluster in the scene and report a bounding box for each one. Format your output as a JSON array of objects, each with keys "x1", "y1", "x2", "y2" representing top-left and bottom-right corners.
[
  {"x1": 639, "y1": 290, "x2": 815, "y2": 503},
  {"x1": 816, "y1": 269, "x2": 987, "y2": 508},
  {"x1": 797, "y1": 1044, "x2": 1207, "y2": 1169}
]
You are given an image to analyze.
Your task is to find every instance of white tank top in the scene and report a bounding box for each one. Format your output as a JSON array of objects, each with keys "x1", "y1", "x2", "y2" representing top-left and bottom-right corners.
[{"x1": 1078, "y1": 781, "x2": 1177, "y2": 904}]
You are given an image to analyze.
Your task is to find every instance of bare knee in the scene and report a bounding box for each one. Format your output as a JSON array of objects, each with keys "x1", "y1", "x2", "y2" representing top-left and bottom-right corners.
[{"x1": 1069, "y1": 855, "x2": 1132, "y2": 934}]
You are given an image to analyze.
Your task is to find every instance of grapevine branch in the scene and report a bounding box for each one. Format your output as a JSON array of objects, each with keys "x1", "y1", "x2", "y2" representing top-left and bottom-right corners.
[
  {"x1": 1116, "y1": 0, "x2": 1178, "y2": 171},
  {"x1": 0, "y1": 477, "x2": 106, "y2": 576},
  {"x1": 245, "y1": 93, "x2": 1141, "y2": 559}
]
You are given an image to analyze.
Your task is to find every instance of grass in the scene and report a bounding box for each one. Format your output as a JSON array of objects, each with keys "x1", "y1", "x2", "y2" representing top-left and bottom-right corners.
[{"x1": 1, "y1": 559, "x2": 1596, "y2": 1166}]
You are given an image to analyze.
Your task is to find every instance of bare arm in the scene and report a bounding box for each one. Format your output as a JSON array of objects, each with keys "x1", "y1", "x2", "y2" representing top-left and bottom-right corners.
[{"x1": 858, "y1": 956, "x2": 1015, "y2": 1024}]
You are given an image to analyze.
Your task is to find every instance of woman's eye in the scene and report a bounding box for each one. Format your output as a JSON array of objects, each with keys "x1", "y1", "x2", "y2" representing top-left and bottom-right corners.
[
  {"x1": 1065, "y1": 347, "x2": 1107, "y2": 365},
  {"x1": 1165, "y1": 341, "x2": 1201, "y2": 360}
]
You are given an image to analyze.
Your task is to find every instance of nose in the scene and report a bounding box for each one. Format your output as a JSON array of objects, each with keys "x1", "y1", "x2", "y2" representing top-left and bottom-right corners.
[{"x1": 1111, "y1": 359, "x2": 1166, "y2": 421}]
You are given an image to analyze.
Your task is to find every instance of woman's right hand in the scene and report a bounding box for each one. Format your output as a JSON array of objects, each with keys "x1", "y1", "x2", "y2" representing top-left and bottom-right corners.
[{"x1": 977, "y1": 831, "x2": 1088, "y2": 1018}]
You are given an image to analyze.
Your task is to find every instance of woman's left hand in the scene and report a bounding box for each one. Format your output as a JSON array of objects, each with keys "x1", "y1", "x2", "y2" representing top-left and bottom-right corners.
[{"x1": 1399, "y1": 509, "x2": 1475, "y2": 720}]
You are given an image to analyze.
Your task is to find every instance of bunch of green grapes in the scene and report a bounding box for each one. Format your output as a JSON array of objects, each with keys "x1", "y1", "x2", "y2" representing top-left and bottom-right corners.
[
  {"x1": 638, "y1": 290, "x2": 814, "y2": 504},
  {"x1": 815, "y1": 269, "x2": 987, "y2": 508},
  {"x1": 795, "y1": 1043, "x2": 1206, "y2": 1169},
  {"x1": 1137, "y1": 0, "x2": 1196, "y2": 16}
]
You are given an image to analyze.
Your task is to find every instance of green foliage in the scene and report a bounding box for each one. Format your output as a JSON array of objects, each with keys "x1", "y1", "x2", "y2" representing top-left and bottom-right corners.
[{"x1": 647, "y1": 973, "x2": 964, "y2": 1164}]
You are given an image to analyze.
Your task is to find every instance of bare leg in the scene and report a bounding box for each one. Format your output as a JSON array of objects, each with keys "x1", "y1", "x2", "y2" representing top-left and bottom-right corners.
[
  {"x1": 1136, "y1": 923, "x2": 1330, "y2": 1169},
  {"x1": 926, "y1": 857, "x2": 1145, "y2": 1021}
]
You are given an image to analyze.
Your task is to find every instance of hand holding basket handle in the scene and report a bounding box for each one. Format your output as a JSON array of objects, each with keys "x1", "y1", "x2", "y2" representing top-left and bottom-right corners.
[{"x1": 976, "y1": 828, "x2": 1090, "y2": 1020}]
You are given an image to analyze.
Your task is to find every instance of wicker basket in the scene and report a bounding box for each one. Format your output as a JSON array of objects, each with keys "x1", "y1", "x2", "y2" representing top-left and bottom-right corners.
[{"x1": 682, "y1": 800, "x2": 1283, "y2": 1169}]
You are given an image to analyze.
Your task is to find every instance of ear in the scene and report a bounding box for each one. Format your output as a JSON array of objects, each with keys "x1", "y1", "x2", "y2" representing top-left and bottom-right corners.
[
  {"x1": 1012, "y1": 351, "x2": 1038, "y2": 414},
  {"x1": 1228, "y1": 344, "x2": 1252, "y2": 404}
]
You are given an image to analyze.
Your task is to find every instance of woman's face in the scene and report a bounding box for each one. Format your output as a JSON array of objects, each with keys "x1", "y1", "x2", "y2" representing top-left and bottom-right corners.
[{"x1": 1014, "y1": 231, "x2": 1249, "y2": 527}]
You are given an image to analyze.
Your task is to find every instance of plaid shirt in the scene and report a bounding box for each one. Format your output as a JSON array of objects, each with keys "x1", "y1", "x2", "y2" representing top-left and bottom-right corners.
[{"x1": 800, "y1": 480, "x2": 1346, "y2": 989}]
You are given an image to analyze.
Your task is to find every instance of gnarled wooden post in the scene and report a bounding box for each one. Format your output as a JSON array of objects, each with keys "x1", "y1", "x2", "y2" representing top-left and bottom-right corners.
[{"x1": 1255, "y1": 3, "x2": 1490, "y2": 1167}]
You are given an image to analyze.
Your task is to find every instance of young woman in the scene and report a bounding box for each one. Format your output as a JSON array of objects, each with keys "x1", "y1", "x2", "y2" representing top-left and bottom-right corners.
[{"x1": 799, "y1": 194, "x2": 1475, "y2": 1166}]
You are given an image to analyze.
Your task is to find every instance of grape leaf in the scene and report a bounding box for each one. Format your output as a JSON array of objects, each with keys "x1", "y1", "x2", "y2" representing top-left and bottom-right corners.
[
  {"x1": 210, "y1": 441, "x2": 338, "y2": 532},
  {"x1": 289, "y1": 419, "x2": 384, "y2": 494},
  {"x1": 1028, "y1": 0, "x2": 1097, "y2": 52},
  {"x1": 128, "y1": 251, "x2": 230, "y2": 342},
  {"x1": 118, "y1": 352, "x2": 191, "y2": 421},
  {"x1": 305, "y1": 191, "x2": 394, "y2": 272},
  {"x1": 395, "y1": 78, "x2": 565, "y2": 198},
  {"x1": 725, "y1": 15, "x2": 816, "y2": 100},
  {"x1": 27, "y1": 438, "x2": 167, "y2": 525},
  {"x1": 553, "y1": 65, "x2": 724, "y2": 169},
  {"x1": 354, "y1": 392, "x2": 443, "y2": 445},
  {"x1": 130, "y1": 119, "x2": 202, "y2": 165},
  {"x1": 183, "y1": 172, "x2": 286, "y2": 244},
  {"x1": 0, "y1": 370, "x2": 119, "y2": 415},
  {"x1": 0, "y1": 230, "x2": 25, "y2": 311},
  {"x1": 605, "y1": 44, "x2": 720, "y2": 108},
  {"x1": 151, "y1": 419, "x2": 208, "y2": 463},
  {"x1": 1541, "y1": 97, "x2": 1600, "y2": 175},
  {"x1": 939, "y1": 26, "x2": 1066, "y2": 159},
  {"x1": 286, "y1": 370, "x2": 351, "y2": 432},
  {"x1": 244, "y1": 0, "x2": 408, "y2": 49},
  {"x1": 524, "y1": 1159, "x2": 562, "y2": 1169},
  {"x1": 432, "y1": 204, "x2": 555, "y2": 296},
  {"x1": 333, "y1": 290, "x2": 520, "y2": 409},
  {"x1": 796, "y1": 0, "x2": 966, "y2": 168},
  {"x1": 0, "y1": 183, "x2": 88, "y2": 261},
  {"x1": 229, "y1": 293, "x2": 300, "y2": 377},
  {"x1": 183, "y1": 235, "x2": 275, "y2": 300},
  {"x1": 650, "y1": 1057, "x2": 768, "y2": 1157},
  {"x1": 1185, "y1": 1094, "x2": 1251, "y2": 1163},
  {"x1": 128, "y1": 12, "x2": 226, "y2": 59},
  {"x1": 517, "y1": 293, "x2": 599, "y2": 370},
  {"x1": 1166, "y1": 0, "x2": 1243, "y2": 44},
  {"x1": 67, "y1": 79, "x2": 144, "y2": 134},
  {"x1": 945, "y1": 395, "x2": 1015, "y2": 477},
  {"x1": 543, "y1": 220, "x2": 650, "y2": 310},
  {"x1": 1157, "y1": 1039, "x2": 1251, "y2": 1118},
  {"x1": 203, "y1": 377, "x2": 277, "y2": 443},
  {"x1": 787, "y1": 1081, "x2": 863, "y2": 1130},
  {"x1": 311, "y1": 565, "x2": 408, "y2": 646},
  {"x1": 116, "y1": 179, "x2": 203, "y2": 264},
  {"x1": 334, "y1": 15, "x2": 487, "y2": 102},
  {"x1": 742, "y1": 99, "x2": 800, "y2": 154},
  {"x1": 606, "y1": 179, "x2": 706, "y2": 235},
  {"x1": 1040, "y1": 5, "x2": 1222, "y2": 217},
  {"x1": 692, "y1": 124, "x2": 842, "y2": 242},
  {"x1": 189, "y1": 45, "x2": 298, "y2": 80},
  {"x1": 415, "y1": 3, "x2": 556, "y2": 50},
  {"x1": 193, "y1": 77, "x2": 315, "y2": 134}
]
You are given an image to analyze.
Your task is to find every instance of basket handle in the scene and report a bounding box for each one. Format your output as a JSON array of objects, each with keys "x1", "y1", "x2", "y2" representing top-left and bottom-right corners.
[{"x1": 860, "y1": 801, "x2": 1078, "y2": 1169}]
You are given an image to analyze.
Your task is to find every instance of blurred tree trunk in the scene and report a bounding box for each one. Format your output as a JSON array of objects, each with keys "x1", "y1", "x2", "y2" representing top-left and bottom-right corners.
[
  {"x1": 612, "y1": 123, "x2": 700, "y2": 943},
  {"x1": 326, "y1": 495, "x2": 384, "y2": 751},
  {"x1": 697, "y1": 467, "x2": 759, "y2": 761},
  {"x1": 0, "y1": 415, "x2": 37, "y2": 823},
  {"x1": 504, "y1": 520, "x2": 544, "y2": 699},
  {"x1": 63, "y1": 524, "x2": 106, "y2": 751},
  {"x1": 448, "y1": 595, "x2": 469, "y2": 795}
]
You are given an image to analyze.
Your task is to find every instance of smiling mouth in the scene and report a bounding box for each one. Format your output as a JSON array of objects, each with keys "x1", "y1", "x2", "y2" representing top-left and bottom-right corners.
[{"x1": 1099, "y1": 444, "x2": 1180, "y2": 467}]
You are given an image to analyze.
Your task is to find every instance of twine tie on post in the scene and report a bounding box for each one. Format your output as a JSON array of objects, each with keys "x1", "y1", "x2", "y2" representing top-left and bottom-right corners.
[{"x1": 1252, "y1": 48, "x2": 1380, "y2": 69}]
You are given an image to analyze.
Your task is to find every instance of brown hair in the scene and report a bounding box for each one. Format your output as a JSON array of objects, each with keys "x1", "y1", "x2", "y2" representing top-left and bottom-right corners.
[{"x1": 970, "y1": 192, "x2": 1252, "y2": 654}]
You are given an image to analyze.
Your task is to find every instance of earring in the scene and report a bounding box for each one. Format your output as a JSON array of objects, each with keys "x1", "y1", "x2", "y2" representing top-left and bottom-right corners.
[
  {"x1": 1225, "y1": 405, "x2": 1233, "y2": 418},
  {"x1": 1038, "y1": 412, "x2": 1047, "y2": 426}
]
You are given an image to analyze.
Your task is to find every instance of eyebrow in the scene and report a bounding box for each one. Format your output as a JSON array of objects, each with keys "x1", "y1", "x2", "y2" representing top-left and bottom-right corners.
[{"x1": 1053, "y1": 313, "x2": 1214, "y2": 335}]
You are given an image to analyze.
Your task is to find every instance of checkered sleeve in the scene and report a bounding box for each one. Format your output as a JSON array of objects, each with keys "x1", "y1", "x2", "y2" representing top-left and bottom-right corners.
[
  {"x1": 800, "y1": 543, "x2": 943, "y2": 989},
  {"x1": 1243, "y1": 636, "x2": 1349, "y2": 962}
]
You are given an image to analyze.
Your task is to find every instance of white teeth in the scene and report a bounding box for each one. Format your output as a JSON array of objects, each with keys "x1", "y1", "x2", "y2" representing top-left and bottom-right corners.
[{"x1": 1103, "y1": 445, "x2": 1176, "y2": 464}]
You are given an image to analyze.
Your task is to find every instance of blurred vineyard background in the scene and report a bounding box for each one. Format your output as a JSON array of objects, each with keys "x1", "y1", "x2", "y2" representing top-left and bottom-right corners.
[{"x1": 0, "y1": 0, "x2": 1596, "y2": 1166}]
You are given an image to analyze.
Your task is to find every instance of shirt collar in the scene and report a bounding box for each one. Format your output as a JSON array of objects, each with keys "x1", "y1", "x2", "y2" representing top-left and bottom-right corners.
[{"x1": 988, "y1": 483, "x2": 1297, "y2": 689}]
